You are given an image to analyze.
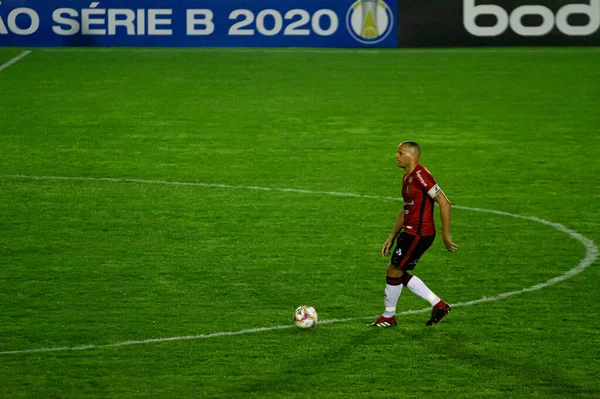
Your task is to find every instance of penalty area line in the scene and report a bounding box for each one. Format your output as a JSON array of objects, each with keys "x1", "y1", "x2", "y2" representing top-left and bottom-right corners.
[{"x1": 0, "y1": 50, "x2": 32, "y2": 73}]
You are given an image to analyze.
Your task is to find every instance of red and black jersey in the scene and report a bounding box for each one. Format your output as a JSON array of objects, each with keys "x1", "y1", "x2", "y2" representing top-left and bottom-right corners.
[{"x1": 401, "y1": 164, "x2": 443, "y2": 237}]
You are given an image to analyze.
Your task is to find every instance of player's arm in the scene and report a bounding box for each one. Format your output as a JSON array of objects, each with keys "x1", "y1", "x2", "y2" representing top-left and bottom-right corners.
[
  {"x1": 382, "y1": 211, "x2": 405, "y2": 256},
  {"x1": 433, "y1": 191, "x2": 458, "y2": 252}
]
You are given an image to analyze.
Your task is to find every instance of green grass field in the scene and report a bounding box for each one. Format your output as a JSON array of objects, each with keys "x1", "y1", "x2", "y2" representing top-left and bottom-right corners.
[{"x1": 1, "y1": 47, "x2": 599, "y2": 398}]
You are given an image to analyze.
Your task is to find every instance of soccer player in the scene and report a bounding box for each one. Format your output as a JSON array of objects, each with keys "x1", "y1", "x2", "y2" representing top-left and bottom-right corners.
[{"x1": 369, "y1": 141, "x2": 458, "y2": 328}]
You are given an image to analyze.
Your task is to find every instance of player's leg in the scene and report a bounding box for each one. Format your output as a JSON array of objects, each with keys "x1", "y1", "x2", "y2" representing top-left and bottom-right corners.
[
  {"x1": 399, "y1": 235, "x2": 451, "y2": 326},
  {"x1": 369, "y1": 264, "x2": 402, "y2": 327},
  {"x1": 401, "y1": 272, "x2": 451, "y2": 325},
  {"x1": 403, "y1": 273, "x2": 441, "y2": 306},
  {"x1": 384, "y1": 263, "x2": 403, "y2": 317},
  {"x1": 369, "y1": 233, "x2": 415, "y2": 327}
]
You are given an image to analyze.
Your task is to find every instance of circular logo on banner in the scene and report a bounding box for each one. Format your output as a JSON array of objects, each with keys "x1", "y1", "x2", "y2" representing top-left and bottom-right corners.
[{"x1": 346, "y1": 0, "x2": 394, "y2": 45}]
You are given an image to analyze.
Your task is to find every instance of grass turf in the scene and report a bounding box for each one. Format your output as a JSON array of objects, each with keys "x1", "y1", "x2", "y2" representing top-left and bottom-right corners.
[{"x1": 0, "y1": 47, "x2": 599, "y2": 398}]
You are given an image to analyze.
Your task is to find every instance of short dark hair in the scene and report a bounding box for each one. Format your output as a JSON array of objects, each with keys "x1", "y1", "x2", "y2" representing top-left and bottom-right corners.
[{"x1": 402, "y1": 141, "x2": 421, "y2": 152}]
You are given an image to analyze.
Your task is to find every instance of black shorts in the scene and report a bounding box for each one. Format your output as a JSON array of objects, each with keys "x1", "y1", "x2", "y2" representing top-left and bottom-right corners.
[{"x1": 390, "y1": 232, "x2": 435, "y2": 271}]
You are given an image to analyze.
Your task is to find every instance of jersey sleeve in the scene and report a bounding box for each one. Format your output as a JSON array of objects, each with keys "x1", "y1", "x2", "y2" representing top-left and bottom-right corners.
[{"x1": 415, "y1": 167, "x2": 442, "y2": 199}]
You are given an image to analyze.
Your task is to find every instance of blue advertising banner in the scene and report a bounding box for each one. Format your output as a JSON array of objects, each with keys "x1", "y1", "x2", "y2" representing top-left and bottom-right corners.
[{"x1": 0, "y1": 0, "x2": 398, "y2": 47}]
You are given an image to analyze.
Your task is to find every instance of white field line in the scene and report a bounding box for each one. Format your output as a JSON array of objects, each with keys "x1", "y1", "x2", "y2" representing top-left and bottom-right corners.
[
  {"x1": 0, "y1": 174, "x2": 597, "y2": 356},
  {"x1": 0, "y1": 50, "x2": 32, "y2": 72},
  {"x1": 38, "y1": 47, "x2": 600, "y2": 54},
  {"x1": 2, "y1": 174, "x2": 400, "y2": 202}
]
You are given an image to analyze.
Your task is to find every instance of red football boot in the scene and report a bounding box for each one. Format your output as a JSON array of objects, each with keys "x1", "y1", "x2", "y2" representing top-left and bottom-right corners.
[
  {"x1": 426, "y1": 301, "x2": 451, "y2": 326},
  {"x1": 368, "y1": 315, "x2": 397, "y2": 328}
]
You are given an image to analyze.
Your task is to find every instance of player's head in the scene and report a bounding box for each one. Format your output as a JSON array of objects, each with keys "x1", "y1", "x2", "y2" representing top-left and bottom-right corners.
[{"x1": 396, "y1": 141, "x2": 421, "y2": 169}]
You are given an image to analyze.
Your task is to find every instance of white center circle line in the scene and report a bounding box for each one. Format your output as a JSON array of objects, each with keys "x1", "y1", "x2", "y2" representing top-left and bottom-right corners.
[{"x1": 0, "y1": 174, "x2": 597, "y2": 355}]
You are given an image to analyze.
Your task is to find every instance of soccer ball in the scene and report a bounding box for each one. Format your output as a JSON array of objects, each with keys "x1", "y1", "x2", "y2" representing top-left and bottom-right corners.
[{"x1": 294, "y1": 305, "x2": 318, "y2": 328}]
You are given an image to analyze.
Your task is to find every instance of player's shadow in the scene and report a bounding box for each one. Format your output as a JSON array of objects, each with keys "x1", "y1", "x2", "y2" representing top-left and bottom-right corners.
[
  {"x1": 417, "y1": 330, "x2": 591, "y2": 396},
  {"x1": 235, "y1": 326, "x2": 385, "y2": 396},
  {"x1": 230, "y1": 321, "x2": 592, "y2": 397}
]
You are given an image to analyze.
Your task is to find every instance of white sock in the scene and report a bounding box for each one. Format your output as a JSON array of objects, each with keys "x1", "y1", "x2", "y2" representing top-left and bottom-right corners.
[
  {"x1": 383, "y1": 284, "x2": 403, "y2": 317},
  {"x1": 406, "y1": 276, "x2": 440, "y2": 306}
]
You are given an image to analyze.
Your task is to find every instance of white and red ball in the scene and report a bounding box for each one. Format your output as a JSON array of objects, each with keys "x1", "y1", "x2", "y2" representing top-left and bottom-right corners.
[{"x1": 294, "y1": 306, "x2": 318, "y2": 328}]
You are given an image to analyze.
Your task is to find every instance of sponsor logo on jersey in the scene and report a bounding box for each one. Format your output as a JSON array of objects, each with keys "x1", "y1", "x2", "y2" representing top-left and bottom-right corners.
[{"x1": 416, "y1": 170, "x2": 427, "y2": 186}]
